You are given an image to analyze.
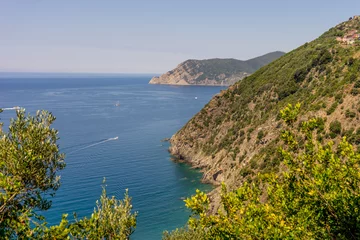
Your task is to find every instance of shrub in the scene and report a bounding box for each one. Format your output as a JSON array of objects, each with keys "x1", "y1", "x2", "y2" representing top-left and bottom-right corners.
[
  {"x1": 348, "y1": 57, "x2": 354, "y2": 65},
  {"x1": 257, "y1": 130, "x2": 265, "y2": 140},
  {"x1": 349, "y1": 73, "x2": 357, "y2": 82},
  {"x1": 239, "y1": 167, "x2": 252, "y2": 177},
  {"x1": 354, "y1": 80, "x2": 360, "y2": 88},
  {"x1": 278, "y1": 83, "x2": 298, "y2": 100},
  {"x1": 335, "y1": 93, "x2": 343, "y2": 103},
  {"x1": 293, "y1": 67, "x2": 309, "y2": 83},
  {"x1": 163, "y1": 227, "x2": 206, "y2": 240},
  {"x1": 345, "y1": 109, "x2": 356, "y2": 118},
  {"x1": 351, "y1": 88, "x2": 359, "y2": 96},
  {"x1": 329, "y1": 120, "x2": 342, "y2": 138},
  {"x1": 327, "y1": 102, "x2": 338, "y2": 115}
]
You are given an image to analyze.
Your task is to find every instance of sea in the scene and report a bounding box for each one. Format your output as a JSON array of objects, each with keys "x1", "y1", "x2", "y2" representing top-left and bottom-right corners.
[{"x1": 0, "y1": 73, "x2": 225, "y2": 239}]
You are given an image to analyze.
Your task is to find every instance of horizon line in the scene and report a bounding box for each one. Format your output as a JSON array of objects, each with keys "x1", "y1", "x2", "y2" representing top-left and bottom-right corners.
[{"x1": 0, "y1": 71, "x2": 160, "y2": 75}]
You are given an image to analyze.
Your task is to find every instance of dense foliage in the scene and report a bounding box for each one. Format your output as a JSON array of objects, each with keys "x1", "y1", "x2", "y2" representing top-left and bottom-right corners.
[
  {"x1": 167, "y1": 104, "x2": 360, "y2": 239},
  {"x1": 0, "y1": 110, "x2": 65, "y2": 238},
  {"x1": 0, "y1": 109, "x2": 136, "y2": 239},
  {"x1": 39, "y1": 182, "x2": 137, "y2": 239}
]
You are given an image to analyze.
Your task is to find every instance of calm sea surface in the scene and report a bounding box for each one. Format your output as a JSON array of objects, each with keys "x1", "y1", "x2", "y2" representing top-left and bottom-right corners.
[{"x1": 0, "y1": 74, "x2": 224, "y2": 239}]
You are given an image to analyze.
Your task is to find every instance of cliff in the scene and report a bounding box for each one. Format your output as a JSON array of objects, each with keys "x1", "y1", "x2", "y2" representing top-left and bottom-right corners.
[
  {"x1": 149, "y1": 52, "x2": 285, "y2": 86},
  {"x1": 169, "y1": 17, "x2": 360, "y2": 210}
]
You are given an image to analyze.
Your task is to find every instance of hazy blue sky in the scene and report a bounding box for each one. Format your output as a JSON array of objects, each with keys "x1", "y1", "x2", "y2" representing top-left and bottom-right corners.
[{"x1": 1, "y1": 0, "x2": 359, "y2": 73}]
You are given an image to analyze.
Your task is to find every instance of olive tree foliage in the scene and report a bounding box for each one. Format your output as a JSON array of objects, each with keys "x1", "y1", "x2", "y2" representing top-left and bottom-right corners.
[
  {"x1": 70, "y1": 185, "x2": 137, "y2": 239},
  {"x1": 0, "y1": 109, "x2": 137, "y2": 239},
  {"x1": 38, "y1": 182, "x2": 137, "y2": 240},
  {"x1": 173, "y1": 103, "x2": 360, "y2": 239},
  {"x1": 0, "y1": 109, "x2": 65, "y2": 237},
  {"x1": 162, "y1": 226, "x2": 206, "y2": 240}
]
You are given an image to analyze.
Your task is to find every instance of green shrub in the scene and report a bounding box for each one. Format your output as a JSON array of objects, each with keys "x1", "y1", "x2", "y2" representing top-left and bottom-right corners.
[
  {"x1": 335, "y1": 93, "x2": 343, "y2": 103},
  {"x1": 257, "y1": 130, "x2": 265, "y2": 140},
  {"x1": 293, "y1": 66, "x2": 310, "y2": 83},
  {"x1": 163, "y1": 227, "x2": 206, "y2": 240},
  {"x1": 351, "y1": 88, "x2": 359, "y2": 96},
  {"x1": 239, "y1": 167, "x2": 252, "y2": 177},
  {"x1": 250, "y1": 158, "x2": 258, "y2": 169},
  {"x1": 327, "y1": 102, "x2": 338, "y2": 115},
  {"x1": 349, "y1": 73, "x2": 357, "y2": 82},
  {"x1": 345, "y1": 109, "x2": 356, "y2": 118},
  {"x1": 329, "y1": 120, "x2": 342, "y2": 138},
  {"x1": 354, "y1": 80, "x2": 360, "y2": 88}
]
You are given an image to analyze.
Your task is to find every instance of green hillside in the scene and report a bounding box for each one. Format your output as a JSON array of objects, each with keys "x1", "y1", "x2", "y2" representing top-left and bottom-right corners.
[
  {"x1": 171, "y1": 17, "x2": 360, "y2": 180},
  {"x1": 181, "y1": 51, "x2": 285, "y2": 82},
  {"x1": 149, "y1": 51, "x2": 285, "y2": 86},
  {"x1": 167, "y1": 16, "x2": 360, "y2": 239}
]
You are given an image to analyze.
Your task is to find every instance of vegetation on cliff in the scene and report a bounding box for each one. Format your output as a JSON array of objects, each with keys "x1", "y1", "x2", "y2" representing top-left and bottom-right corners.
[
  {"x1": 166, "y1": 103, "x2": 360, "y2": 239},
  {"x1": 170, "y1": 16, "x2": 360, "y2": 190},
  {"x1": 149, "y1": 51, "x2": 285, "y2": 86},
  {"x1": 166, "y1": 16, "x2": 360, "y2": 238}
]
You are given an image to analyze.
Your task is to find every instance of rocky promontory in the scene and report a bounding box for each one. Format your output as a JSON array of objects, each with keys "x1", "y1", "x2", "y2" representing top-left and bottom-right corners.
[{"x1": 149, "y1": 51, "x2": 285, "y2": 86}]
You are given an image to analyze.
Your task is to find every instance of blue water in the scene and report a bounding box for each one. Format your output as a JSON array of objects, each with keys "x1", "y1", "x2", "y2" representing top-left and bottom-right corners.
[{"x1": 0, "y1": 74, "x2": 224, "y2": 239}]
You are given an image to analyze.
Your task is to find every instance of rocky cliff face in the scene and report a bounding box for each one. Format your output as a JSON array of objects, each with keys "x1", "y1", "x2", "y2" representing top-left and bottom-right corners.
[
  {"x1": 169, "y1": 17, "x2": 360, "y2": 211},
  {"x1": 149, "y1": 61, "x2": 249, "y2": 86},
  {"x1": 149, "y1": 52, "x2": 285, "y2": 86}
]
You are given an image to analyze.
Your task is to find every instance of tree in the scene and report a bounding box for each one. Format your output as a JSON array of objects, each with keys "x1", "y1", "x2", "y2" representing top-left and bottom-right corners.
[
  {"x1": 0, "y1": 109, "x2": 137, "y2": 239},
  {"x1": 69, "y1": 180, "x2": 137, "y2": 239},
  {"x1": 37, "y1": 181, "x2": 137, "y2": 240},
  {"x1": 0, "y1": 109, "x2": 65, "y2": 238},
  {"x1": 173, "y1": 103, "x2": 360, "y2": 239}
]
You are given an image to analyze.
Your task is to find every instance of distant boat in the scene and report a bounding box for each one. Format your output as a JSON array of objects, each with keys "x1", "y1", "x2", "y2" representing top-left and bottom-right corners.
[
  {"x1": 2, "y1": 106, "x2": 21, "y2": 111},
  {"x1": 195, "y1": 97, "x2": 198, "y2": 100},
  {"x1": 115, "y1": 101, "x2": 120, "y2": 107}
]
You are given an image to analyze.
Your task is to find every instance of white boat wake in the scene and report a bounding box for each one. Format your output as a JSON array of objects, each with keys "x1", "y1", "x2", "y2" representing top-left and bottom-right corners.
[
  {"x1": 67, "y1": 136, "x2": 119, "y2": 155},
  {"x1": 2, "y1": 106, "x2": 21, "y2": 111}
]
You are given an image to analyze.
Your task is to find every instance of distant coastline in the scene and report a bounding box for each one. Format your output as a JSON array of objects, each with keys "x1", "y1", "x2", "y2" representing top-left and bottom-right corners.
[{"x1": 149, "y1": 51, "x2": 285, "y2": 86}]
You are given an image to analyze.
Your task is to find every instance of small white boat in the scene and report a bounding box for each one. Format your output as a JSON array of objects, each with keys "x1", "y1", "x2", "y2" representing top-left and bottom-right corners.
[
  {"x1": 115, "y1": 101, "x2": 120, "y2": 107},
  {"x1": 2, "y1": 106, "x2": 21, "y2": 111}
]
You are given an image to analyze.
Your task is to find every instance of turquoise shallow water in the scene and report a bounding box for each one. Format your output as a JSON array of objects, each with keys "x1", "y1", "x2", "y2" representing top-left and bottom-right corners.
[{"x1": 0, "y1": 74, "x2": 225, "y2": 239}]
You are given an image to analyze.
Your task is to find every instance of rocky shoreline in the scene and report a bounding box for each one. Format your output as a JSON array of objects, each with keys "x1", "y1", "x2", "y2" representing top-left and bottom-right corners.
[
  {"x1": 169, "y1": 136, "x2": 223, "y2": 185},
  {"x1": 169, "y1": 138, "x2": 224, "y2": 213}
]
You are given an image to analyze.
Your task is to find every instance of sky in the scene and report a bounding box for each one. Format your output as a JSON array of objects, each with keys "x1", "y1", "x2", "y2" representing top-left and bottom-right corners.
[{"x1": 0, "y1": 0, "x2": 359, "y2": 74}]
